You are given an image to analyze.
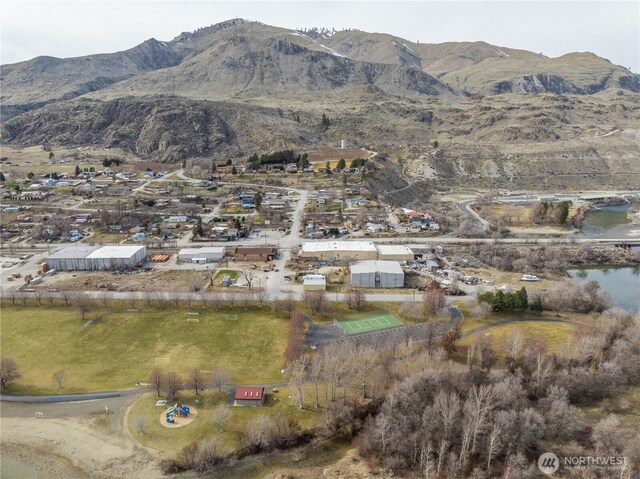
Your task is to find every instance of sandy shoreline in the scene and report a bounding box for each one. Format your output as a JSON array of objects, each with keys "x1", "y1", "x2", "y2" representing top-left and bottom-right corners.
[
  {"x1": 1, "y1": 442, "x2": 87, "y2": 479},
  {"x1": 1, "y1": 398, "x2": 165, "y2": 479}
]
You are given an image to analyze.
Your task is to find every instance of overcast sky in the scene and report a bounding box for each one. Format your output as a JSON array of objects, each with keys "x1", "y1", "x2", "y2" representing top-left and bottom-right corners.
[{"x1": 2, "y1": 1, "x2": 638, "y2": 72}]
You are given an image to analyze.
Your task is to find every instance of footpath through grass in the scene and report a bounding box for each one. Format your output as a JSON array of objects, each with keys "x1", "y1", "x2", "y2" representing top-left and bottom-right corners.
[{"x1": 1, "y1": 305, "x2": 288, "y2": 394}]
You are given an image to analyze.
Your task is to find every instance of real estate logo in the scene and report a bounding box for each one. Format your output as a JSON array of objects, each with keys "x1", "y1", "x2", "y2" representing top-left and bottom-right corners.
[{"x1": 538, "y1": 452, "x2": 560, "y2": 475}]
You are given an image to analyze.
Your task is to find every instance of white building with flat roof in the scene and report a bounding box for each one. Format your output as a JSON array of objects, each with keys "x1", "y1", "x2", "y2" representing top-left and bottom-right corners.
[
  {"x1": 350, "y1": 260, "x2": 404, "y2": 288},
  {"x1": 375, "y1": 245, "x2": 414, "y2": 261},
  {"x1": 178, "y1": 247, "x2": 225, "y2": 263},
  {"x1": 299, "y1": 241, "x2": 378, "y2": 261},
  {"x1": 303, "y1": 274, "x2": 327, "y2": 291},
  {"x1": 47, "y1": 245, "x2": 146, "y2": 271}
]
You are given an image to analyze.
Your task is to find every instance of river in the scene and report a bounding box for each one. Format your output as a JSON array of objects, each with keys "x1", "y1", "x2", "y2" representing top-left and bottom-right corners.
[
  {"x1": 568, "y1": 266, "x2": 640, "y2": 314},
  {"x1": 579, "y1": 203, "x2": 639, "y2": 238}
]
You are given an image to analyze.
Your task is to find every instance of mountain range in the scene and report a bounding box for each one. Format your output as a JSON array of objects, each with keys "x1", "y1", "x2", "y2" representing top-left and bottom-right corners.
[{"x1": 2, "y1": 19, "x2": 639, "y2": 189}]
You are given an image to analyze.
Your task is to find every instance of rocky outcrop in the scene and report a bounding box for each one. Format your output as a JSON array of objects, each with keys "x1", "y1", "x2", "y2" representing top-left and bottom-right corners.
[{"x1": 0, "y1": 96, "x2": 316, "y2": 162}]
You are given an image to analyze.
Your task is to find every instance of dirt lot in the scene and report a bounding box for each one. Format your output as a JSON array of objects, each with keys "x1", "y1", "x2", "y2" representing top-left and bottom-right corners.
[
  {"x1": 46, "y1": 269, "x2": 212, "y2": 293},
  {"x1": 307, "y1": 146, "x2": 368, "y2": 163}
]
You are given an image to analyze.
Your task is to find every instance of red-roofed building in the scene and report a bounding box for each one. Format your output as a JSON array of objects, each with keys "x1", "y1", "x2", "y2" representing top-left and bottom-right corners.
[{"x1": 233, "y1": 386, "x2": 266, "y2": 407}]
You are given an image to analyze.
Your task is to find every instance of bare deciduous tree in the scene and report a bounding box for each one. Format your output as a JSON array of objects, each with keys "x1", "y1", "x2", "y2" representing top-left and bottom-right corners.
[
  {"x1": 0, "y1": 357, "x2": 21, "y2": 391},
  {"x1": 149, "y1": 367, "x2": 164, "y2": 397},
  {"x1": 33, "y1": 289, "x2": 43, "y2": 306},
  {"x1": 345, "y1": 288, "x2": 367, "y2": 310},
  {"x1": 210, "y1": 368, "x2": 230, "y2": 393},
  {"x1": 254, "y1": 289, "x2": 268, "y2": 307},
  {"x1": 7, "y1": 289, "x2": 18, "y2": 305},
  {"x1": 592, "y1": 415, "x2": 623, "y2": 454},
  {"x1": 212, "y1": 404, "x2": 230, "y2": 431},
  {"x1": 144, "y1": 290, "x2": 157, "y2": 308},
  {"x1": 287, "y1": 355, "x2": 308, "y2": 409},
  {"x1": 486, "y1": 423, "x2": 502, "y2": 472},
  {"x1": 188, "y1": 368, "x2": 203, "y2": 395},
  {"x1": 284, "y1": 309, "x2": 305, "y2": 364},
  {"x1": 423, "y1": 285, "x2": 446, "y2": 315},
  {"x1": 133, "y1": 414, "x2": 146, "y2": 435},
  {"x1": 73, "y1": 292, "x2": 92, "y2": 321},
  {"x1": 53, "y1": 369, "x2": 66, "y2": 390},
  {"x1": 441, "y1": 327, "x2": 461, "y2": 354},
  {"x1": 98, "y1": 290, "x2": 110, "y2": 308},
  {"x1": 246, "y1": 414, "x2": 276, "y2": 449},
  {"x1": 239, "y1": 268, "x2": 257, "y2": 290},
  {"x1": 303, "y1": 290, "x2": 330, "y2": 315},
  {"x1": 165, "y1": 371, "x2": 181, "y2": 401},
  {"x1": 58, "y1": 289, "x2": 73, "y2": 306},
  {"x1": 503, "y1": 328, "x2": 524, "y2": 372}
]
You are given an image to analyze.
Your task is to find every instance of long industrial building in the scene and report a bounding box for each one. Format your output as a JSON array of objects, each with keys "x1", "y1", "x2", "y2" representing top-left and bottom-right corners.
[
  {"x1": 298, "y1": 241, "x2": 378, "y2": 261},
  {"x1": 178, "y1": 247, "x2": 225, "y2": 263},
  {"x1": 47, "y1": 245, "x2": 147, "y2": 271},
  {"x1": 299, "y1": 242, "x2": 414, "y2": 262},
  {"x1": 350, "y1": 260, "x2": 404, "y2": 288}
]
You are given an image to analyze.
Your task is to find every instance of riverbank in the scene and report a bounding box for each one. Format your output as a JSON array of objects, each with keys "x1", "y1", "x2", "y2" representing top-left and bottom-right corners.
[{"x1": 1, "y1": 442, "x2": 86, "y2": 479}]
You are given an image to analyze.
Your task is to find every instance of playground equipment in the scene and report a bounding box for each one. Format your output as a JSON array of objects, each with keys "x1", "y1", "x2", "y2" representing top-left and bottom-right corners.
[{"x1": 165, "y1": 404, "x2": 191, "y2": 424}]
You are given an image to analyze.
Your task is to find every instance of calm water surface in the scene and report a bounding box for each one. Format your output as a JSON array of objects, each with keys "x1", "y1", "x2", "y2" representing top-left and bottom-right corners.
[
  {"x1": 568, "y1": 266, "x2": 640, "y2": 314},
  {"x1": 579, "y1": 203, "x2": 639, "y2": 238}
]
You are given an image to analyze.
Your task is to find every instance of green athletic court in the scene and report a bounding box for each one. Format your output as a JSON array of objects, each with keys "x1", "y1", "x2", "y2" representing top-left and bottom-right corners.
[{"x1": 335, "y1": 314, "x2": 403, "y2": 335}]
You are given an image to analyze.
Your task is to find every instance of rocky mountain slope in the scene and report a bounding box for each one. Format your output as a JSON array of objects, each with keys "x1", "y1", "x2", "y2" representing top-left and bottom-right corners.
[{"x1": 1, "y1": 19, "x2": 639, "y2": 189}]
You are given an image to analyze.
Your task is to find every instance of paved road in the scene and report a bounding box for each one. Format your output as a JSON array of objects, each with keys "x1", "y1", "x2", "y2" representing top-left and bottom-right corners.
[{"x1": 457, "y1": 199, "x2": 491, "y2": 233}]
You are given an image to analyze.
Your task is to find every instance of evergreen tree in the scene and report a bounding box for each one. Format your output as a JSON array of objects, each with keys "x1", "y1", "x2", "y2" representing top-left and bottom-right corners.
[
  {"x1": 504, "y1": 292, "x2": 516, "y2": 311},
  {"x1": 193, "y1": 216, "x2": 204, "y2": 237},
  {"x1": 515, "y1": 287, "x2": 529, "y2": 310},
  {"x1": 336, "y1": 158, "x2": 346, "y2": 170},
  {"x1": 493, "y1": 290, "x2": 506, "y2": 312},
  {"x1": 0, "y1": 172, "x2": 5, "y2": 182},
  {"x1": 27, "y1": 171, "x2": 35, "y2": 179},
  {"x1": 325, "y1": 161, "x2": 331, "y2": 175},
  {"x1": 556, "y1": 201, "x2": 571, "y2": 225},
  {"x1": 75, "y1": 165, "x2": 81, "y2": 175},
  {"x1": 433, "y1": 140, "x2": 439, "y2": 148},
  {"x1": 231, "y1": 166, "x2": 238, "y2": 175},
  {"x1": 530, "y1": 295, "x2": 544, "y2": 312},
  {"x1": 254, "y1": 191, "x2": 263, "y2": 208}
]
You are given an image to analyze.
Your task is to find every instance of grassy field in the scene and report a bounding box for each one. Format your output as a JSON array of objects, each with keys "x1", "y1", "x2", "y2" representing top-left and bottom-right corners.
[
  {"x1": 459, "y1": 320, "x2": 575, "y2": 352},
  {"x1": 0, "y1": 305, "x2": 288, "y2": 394},
  {"x1": 128, "y1": 389, "x2": 323, "y2": 456}
]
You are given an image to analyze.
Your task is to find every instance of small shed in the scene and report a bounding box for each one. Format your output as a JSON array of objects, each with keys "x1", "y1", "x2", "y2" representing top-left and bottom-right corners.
[
  {"x1": 303, "y1": 274, "x2": 326, "y2": 291},
  {"x1": 234, "y1": 386, "x2": 266, "y2": 407}
]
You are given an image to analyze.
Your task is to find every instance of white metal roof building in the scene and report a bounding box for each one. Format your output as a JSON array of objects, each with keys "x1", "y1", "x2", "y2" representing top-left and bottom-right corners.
[
  {"x1": 350, "y1": 260, "x2": 404, "y2": 289},
  {"x1": 47, "y1": 245, "x2": 146, "y2": 271},
  {"x1": 47, "y1": 246, "x2": 101, "y2": 271},
  {"x1": 375, "y1": 245, "x2": 414, "y2": 261},
  {"x1": 303, "y1": 274, "x2": 327, "y2": 291},
  {"x1": 178, "y1": 247, "x2": 225, "y2": 263},
  {"x1": 299, "y1": 241, "x2": 378, "y2": 261}
]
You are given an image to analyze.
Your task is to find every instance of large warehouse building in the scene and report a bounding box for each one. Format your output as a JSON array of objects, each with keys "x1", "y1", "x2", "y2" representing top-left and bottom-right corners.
[
  {"x1": 298, "y1": 241, "x2": 378, "y2": 261},
  {"x1": 47, "y1": 245, "x2": 147, "y2": 271},
  {"x1": 178, "y1": 247, "x2": 225, "y2": 263},
  {"x1": 350, "y1": 260, "x2": 405, "y2": 288}
]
